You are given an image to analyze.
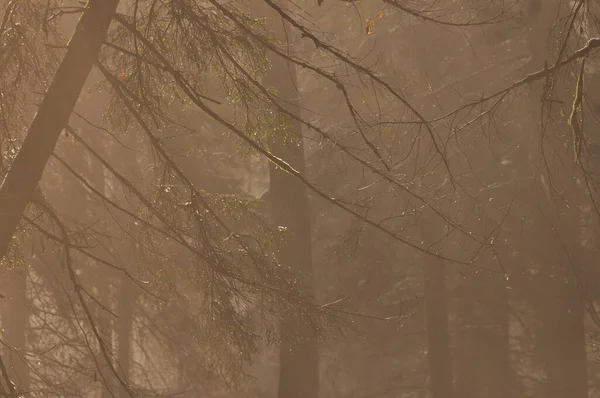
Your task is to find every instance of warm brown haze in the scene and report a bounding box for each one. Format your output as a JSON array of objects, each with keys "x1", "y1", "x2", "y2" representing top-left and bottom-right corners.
[{"x1": 1, "y1": 0, "x2": 600, "y2": 397}]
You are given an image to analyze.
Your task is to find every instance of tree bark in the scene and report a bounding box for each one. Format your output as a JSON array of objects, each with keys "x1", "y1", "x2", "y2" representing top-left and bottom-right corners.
[
  {"x1": 0, "y1": 0, "x2": 119, "y2": 262},
  {"x1": 260, "y1": 2, "x2": 319, "y2": 398}
]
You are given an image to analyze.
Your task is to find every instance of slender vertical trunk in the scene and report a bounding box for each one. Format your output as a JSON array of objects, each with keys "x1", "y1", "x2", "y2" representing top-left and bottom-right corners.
[
  {"x1": 421, "y1": 215, "x2": 454, "y2": 398},
  {"x1": 98, "y1": 280, "x2": 114, "y2": 398},
  {"x1": 532, "y1": 213, "x2": 588, "y2": 398},
  {"x1": 266, "y1": 85, "x2": 319, "y2": 398},
  {"x1": 117, "y1": 278, "x2": 133, "y2": 398},
  {"x1": 83, "y1": 131, "x2": 117, "y2": 398},
  {"x1": 114, "y1": 131, "x2": 140, "y2": 397},
  {"x1": 535, "y1": 274, "x2": 587, "y2": 398},
  {"x1": 485, "y1": 275, "x2": 511, "y2": 398},
  {"x1": 454, "y1": 269, "x2": 512, "y2": 398},
  {"x1": 269, "y1": 159, "x2": 319, "y2": 398},
  {"x1": 1, "y1": 268, "x2": 30, "y2": 394},
  {"x1": 0, "y1": 0, "x2": 119, "y2": 262},
  {"x1": 260, "y1": 2, "x2": 319, "y2": 397},
  {"x1": 451, "y1": 213, "x2": 511, "y2": 398},
  {"x1": 424, "y1": 258, "x2": 454, "y2": 398},
  {"x1": 522, "y1": 0, "x2": 589, "y2": 392},
  {"x1": 453, "y1": 273, "x2": 486, "y2": 398}
]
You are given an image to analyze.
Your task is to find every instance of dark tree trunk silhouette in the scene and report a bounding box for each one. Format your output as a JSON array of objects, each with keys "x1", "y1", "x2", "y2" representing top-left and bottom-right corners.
[
  {"x1": 517, "y1": 0, "x2": 589, "y2": 395},
  {"x1": 265, "y1": 67, "x2": 320, "y2": 398},
  {"x1": 485, "y1": 276, "x2": 511, "y2": 398},
  {"x1": 535, "y1": 261, "x2": 587, "y2": 398},
  {"x1": 424, "y1": 257, "x2": 454, "y2": 398},
  {"x1": 531, "y1": 212, "x2": 588, "y2": 398},
  {"x1": 522, "y1": 0, "x2": 589, "y2": 393},
  {"x1": 421, "y1": 216, "x2": 454, "y2": 398},
  {"x1": 455, "y1": 271, "x2": 511, "y2": 398},
  {"x1": 261, "y1": 2, "x2": 319, "y2": 398},
  {"x1": 454, "y1": 275, "x2": 486, "y2": 398},
  {"x1": 0, "y1": 0, "x2": 119, "y2": 263},
  {"x1": 451, "y1": 202, "x2": 512, "y2": 398}
]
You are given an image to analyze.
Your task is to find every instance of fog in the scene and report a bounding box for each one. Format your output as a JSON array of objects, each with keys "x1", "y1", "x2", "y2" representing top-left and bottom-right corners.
[{"x1": 1, "y1": 0, "x2": 599, "y2": 397}]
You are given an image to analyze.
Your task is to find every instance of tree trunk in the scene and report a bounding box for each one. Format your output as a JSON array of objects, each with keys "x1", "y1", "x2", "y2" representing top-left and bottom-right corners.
[
  {"x1": 265, "y1": 73, "x2": 320, "y2": 398},
  {"x1": 535, "y1": 272, "x2": 587, "y2": 398},
  {"x1": 82, "y1": 127, "x2": 118, "y2": 398},
  {"x1": 484, "y1": 276, "x2": 511, "y2": 398},
  {"x1": 260, "y1": 2, "x2": 319, "y2": 398},
  {"x1": 1, "y1": 267, "x2": 30, "y2": 394},
  {"x1": 424, "y1": 258, "x2": 454, "y2": 398},
  {"x1": 117, "y1": 278, "x2": 134, "y2": 398},
  {"x1": 454, "y1": 270, "x2": 511, "y2": 398},
  {"x1": 531, "y1": 211, "x2": 588, "y2": 398},
  {"x1": 522, "y1": 0, "x2": 589, "y2": 392},
  {"x1": 97, "y1": 277, "x2": 114, "y2": 398},
  {"x1": 0, "y1": 0, "x2": 119, "y2": 263}
]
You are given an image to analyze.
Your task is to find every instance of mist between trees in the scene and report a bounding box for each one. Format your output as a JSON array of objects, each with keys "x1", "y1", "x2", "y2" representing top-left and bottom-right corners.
[{"x1": 0, "y1": 0, "x2": 600, "y2": 397}]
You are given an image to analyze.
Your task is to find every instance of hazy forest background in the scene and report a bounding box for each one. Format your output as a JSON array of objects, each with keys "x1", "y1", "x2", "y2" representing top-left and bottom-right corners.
[{"x1": 1, "y1": 0, "x2": 600, "y2": 397}]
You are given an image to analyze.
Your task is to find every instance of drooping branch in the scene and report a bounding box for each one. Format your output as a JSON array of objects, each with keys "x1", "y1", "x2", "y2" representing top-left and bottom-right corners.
[{"x1": 111, "y1": 12, "x2": 484, "y2": 266}]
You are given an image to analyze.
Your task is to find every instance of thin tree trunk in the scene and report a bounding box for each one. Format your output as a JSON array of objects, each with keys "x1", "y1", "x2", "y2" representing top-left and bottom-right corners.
[
  {"x1": 98, "y1": 279, "x2": 114, "y2": 398},
  {"x1": 114, "y1": 131, "x2": 139, "y2": 397},
  {"x1": 266, "y1": 77, "x2": 320, "y2": 398},
  {"x1": 535, "y1": 274, "x2": 587, "y2": 398},
  {"x1": 522, "y1": 0, "x2": 589, "y2": 392},
  {"x1": 421, "y1": 216, "x2": 454, "y2": 398},
  {"x1": 424, "y1": 258, "x2": 454, "y2": 398},
  {"x1": 117, "y1": 278, "x2": 133, "y2": 398},
  {"x1": 0, "y1": 0, "x2": 119, "y2": 262},
  {"x1": 454, "y1": 268, "x2": 513, "y2": 398},
  {"x1": 533, "y1": 211, "x2": 588, "y2": 398},
  {"x1": 454, "y1": 274, "x2": 486, "y2": 398},
  {"x1": 1, "y1": 268, "x2": 30, "y2": 394},
  {"x1": 83, "y1": 128, "x2": 117, "y2": 398},
  {"x1": 485, "y1": 275, "x2": 511, "y2": 398},
  {"x1": 260, "y1": 2, "x2": 319, "y2": 397}
]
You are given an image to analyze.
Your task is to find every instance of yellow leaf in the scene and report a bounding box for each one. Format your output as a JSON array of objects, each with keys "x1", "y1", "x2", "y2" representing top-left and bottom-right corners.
[
  {"x1": 119, "y1": 72, "x2": 128, "y2": 79},
  {"x1": 366, "y1": 18, "x2": 375, "y2": 34},
  {"x1": 377, "y1": 10, "x2": 384, "y2": 18}
]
